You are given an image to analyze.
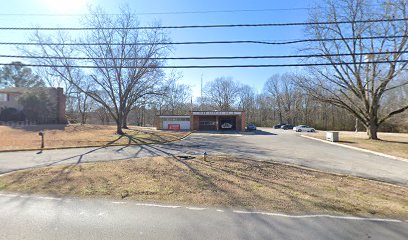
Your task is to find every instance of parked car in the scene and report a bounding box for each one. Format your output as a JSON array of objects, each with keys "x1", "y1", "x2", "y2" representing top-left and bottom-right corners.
[
  {"x1": 246, "y1": 123, "x2": 257, "y2": 131},
  {"x1": 281, "y1": 124, "x2": 294, "y2": 130},
  {"x1": 293, "y1": 125, "x2": 316, "y2": 132},
  {"x1": 221, "y1": 122, "x2": 233, "y2": 129},
  {"x1": 273, "y1": 123, "x2": 287, "y2": 129}
]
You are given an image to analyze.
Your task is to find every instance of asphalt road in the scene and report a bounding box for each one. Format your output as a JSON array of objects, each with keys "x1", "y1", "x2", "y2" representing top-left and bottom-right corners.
[
  {"x1": 0, "y1": 192, "x2": 407, "y2": 240},
  {"x1": 0, "y1": 128, "x2": 407, "y2": 184}
]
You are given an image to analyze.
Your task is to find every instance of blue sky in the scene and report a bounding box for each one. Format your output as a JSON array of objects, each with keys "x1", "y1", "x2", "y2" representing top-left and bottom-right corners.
[{"x1": 0, "y1": 0, "x2": 321, "y2": 97}]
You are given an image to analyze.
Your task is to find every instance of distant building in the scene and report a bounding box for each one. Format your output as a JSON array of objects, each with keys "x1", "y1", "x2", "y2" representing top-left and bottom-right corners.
[
  {"x1": 0, "y1": 87, "x2": 26, "y2": 111},
  {"x1": 0, "y1": 87, "x2": 66, "y2": 124},
  {"x1": 156, "y1": 111, "x2": 246, "y2": 131}
]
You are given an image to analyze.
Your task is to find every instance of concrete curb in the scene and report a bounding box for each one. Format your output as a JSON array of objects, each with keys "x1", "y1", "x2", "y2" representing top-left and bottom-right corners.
[
  {"x1": 0, "y1": 131, "x2": 193, "y2": 153},
  {"x1": 300, "y1": 135, "x2": 408, "y2": 163}
]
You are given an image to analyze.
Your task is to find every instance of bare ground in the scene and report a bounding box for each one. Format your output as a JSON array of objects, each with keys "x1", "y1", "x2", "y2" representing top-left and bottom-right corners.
[
  {"x1": 0, "y1": 124, "x2": 189, "y2": 150},
  {"x1": 0, "y1": 156, "x2": 407, "y2": 218}
]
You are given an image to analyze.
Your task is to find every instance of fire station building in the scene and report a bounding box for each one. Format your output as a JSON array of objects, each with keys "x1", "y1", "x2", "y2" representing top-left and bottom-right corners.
[{"x1": 156, "y1": 111, "x2": 246, "y2": 131}]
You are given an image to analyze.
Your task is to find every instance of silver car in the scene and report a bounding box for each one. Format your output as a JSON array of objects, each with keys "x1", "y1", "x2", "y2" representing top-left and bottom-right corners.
[{"x1": 293, "y1": 125, "x2": 316, "y2": 132}]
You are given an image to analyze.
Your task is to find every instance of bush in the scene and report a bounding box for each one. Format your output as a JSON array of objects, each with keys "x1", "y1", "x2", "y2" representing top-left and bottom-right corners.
[{"x1": 18, "y1": 89, "x2": 55, "y2": 123}]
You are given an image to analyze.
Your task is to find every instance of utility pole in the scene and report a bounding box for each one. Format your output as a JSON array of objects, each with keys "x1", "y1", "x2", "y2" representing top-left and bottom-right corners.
[
  {"x1": 200, "y1": 74, "x2": 203, "y2": 110},
  {"x1": 190, "y1": 96, "x2": 193, "y2": 112}
]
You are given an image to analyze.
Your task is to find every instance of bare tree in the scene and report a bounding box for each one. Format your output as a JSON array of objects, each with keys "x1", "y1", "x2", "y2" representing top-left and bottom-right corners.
[
  {"x1": 204, "y1": 77, "x2": 241, "y2": 111},
  {"x1": 264, "y1": 75, "x2": 285, "y2": 123},
  {"x1": 95, "y1": 106, "x2": 111, "y2": 125},
  {"x1": 76, "y1": 90, "x2": 97, "y2": 125},
  {"x1": 301, "y1": 0, "x2": 408, "y2": 139},
  {"x1": 35, "y1": 67, "x2": 81, "y2": 116},
  {"x1": 161, "y1": 78, "x2": 192, "y2": 115},
  {"x1": 380, "y1": 75, "x2": 408, "y2": 131},
  {"x1": 25, "y1": 6, "x2": 170, "y2": 134},
  {"x1": 238, "y1": 84, "x2": 256, "y2": 122},
  {"x1": 264, "y1": 74, "x2": 300, "y2": 124}
]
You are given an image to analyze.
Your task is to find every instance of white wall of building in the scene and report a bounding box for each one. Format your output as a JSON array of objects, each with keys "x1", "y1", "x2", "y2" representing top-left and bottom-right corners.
[{"x1": 163, "y1": 121, "x2": 190, "y2": 130}]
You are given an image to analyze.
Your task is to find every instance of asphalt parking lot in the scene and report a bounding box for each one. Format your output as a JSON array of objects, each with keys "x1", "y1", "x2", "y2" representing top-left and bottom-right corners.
[
  {"x1": 0, "y1": 128, "x2": 407, "y2": 185},
  {"x1": 171, "y1": 128, "x2": 408, "y2": 184}
]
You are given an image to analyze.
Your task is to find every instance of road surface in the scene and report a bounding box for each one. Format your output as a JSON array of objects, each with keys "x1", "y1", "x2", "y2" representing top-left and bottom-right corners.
[
  {"x1": 0, "y1": 128, "x2": 407, "y2": 184},
  {"x1": 0, "y1": 192, "x2": 407, "y2": 240}
]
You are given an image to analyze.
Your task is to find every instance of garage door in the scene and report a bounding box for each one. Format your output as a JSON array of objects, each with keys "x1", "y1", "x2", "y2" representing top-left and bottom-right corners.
[{"x1": 198, "y1": 116, "x2": 216, "y2": 131}]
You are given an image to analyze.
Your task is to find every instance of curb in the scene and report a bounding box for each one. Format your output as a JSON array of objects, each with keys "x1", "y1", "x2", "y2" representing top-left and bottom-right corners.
[
  {"x1": 300, "y1": 135, "x2": 408, "y2": 163},
  {"x1": 0, "y1": 131, "x2": 193, "y2": 153}
]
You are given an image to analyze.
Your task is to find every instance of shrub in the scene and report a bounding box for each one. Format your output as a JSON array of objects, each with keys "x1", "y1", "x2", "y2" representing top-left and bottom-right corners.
[{"x1": 18, "y1": 89, "x2": 55, "y2": 123}]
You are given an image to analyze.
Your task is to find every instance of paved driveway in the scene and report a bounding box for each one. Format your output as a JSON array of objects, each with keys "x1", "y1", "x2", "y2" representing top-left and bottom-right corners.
[{"x1": 0, "y1": 128, "x2": 407, "y2": 184}]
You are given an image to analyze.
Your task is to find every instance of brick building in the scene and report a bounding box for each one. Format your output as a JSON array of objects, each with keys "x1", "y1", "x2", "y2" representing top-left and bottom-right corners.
[
  {"x1": 0, "y1": 87, "x2": 66, "y2": 124},
  {"x1": 156, "y1": 111, "x2": 246, "y2": 131}
]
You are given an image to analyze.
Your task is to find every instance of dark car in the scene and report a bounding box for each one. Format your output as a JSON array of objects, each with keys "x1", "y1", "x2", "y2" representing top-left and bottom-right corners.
[
  {"x1": 281, "y1": 124, "x2": 295, "y2": 130},
  {"x1": 246, "y1": 123, "x2": 257, "y2": 131},
  {"x1": 273, "y1": 123, "x2": 287, "y2": 129}
]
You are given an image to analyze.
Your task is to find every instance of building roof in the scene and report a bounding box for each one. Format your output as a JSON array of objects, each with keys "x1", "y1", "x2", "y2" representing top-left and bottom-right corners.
[
  {"x1": 191, "y1": 111, "x2": 243, "y2": 116},
  {"x1": 0, "y1": 87, "x2": 30, "y2": 94},
  {"x1": 158, "y1": 115, "x2": 191, "y2": 117}
]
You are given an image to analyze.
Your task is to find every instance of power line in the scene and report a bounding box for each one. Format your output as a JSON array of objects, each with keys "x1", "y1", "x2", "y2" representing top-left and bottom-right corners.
[
  {"x1": 0, "y1": 5, "x2": 386, "y2": 17},
  {"x1": 0, "y1": 40, "x2": 286, "y2": 46},
  {"x1": 0, "y1": 8, "x2": 313, "y2": 17},
  {"x1": 0, "y1": 18, "x2": 407, "y2": 30},
  {"x1": 0, "y1": 60, "x2": 406, "y2": 69},
  {"x1": 0, "y1": 51, "x2": 406, "y2": 61},
  {"x1": 0, "y1": 4, "x2": 384, "y2": 17},
  {"x1": 0, "y1": 35, "x2": 406, "y2": 46}
]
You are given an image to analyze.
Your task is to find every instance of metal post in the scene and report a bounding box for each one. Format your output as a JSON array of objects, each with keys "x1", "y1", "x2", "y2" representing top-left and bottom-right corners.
[{"x1": 39, "y1": 130, "x2": 44, "y2": 149}]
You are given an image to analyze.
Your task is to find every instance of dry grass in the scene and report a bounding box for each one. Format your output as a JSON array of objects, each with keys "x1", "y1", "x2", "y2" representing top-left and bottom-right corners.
[
  {"x1": 0, "y1": 156, "x2": 407, "y2": 218},
  {"x1": 0, "y1": 124, "x2": 188, "y2": 150},
  {"x1": 314, "y1": 131, "x2": 408, "y2": 159}
]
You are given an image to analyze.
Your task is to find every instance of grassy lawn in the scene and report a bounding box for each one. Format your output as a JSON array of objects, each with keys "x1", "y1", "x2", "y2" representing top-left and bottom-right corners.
[
  {"x1": 314, "y1": 131, "x2": 408, "y2": 159},
  {"x1": 0, "y1": 124, "x2": 189, "y2": 151},
  {"x1": 0, "y1": 156, "x2": 407, "y2": 218}
]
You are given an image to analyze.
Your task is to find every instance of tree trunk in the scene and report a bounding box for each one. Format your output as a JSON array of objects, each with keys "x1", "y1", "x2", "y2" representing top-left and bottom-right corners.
[
  {"x1": 116, "y1": 118, "x2": 124, "y2": 135},
  {"x1": 122, "y1": 120, "x2": 128, "y2": 129},
  {"x1": 366, "y1": 123, "x2": 379, "y2": 140},
  {"x1": 81, "y1": 113, "x2": 86, "y2": 125},
  {"x1": 122, "y1": 116, "x2": 128, "y2": 129},
  {"x1": 122, "y1": 110, "x2": 129, "y2": 129},
  {"x1": 278, "y1": 111, "x2": 283, "y2": 123}
]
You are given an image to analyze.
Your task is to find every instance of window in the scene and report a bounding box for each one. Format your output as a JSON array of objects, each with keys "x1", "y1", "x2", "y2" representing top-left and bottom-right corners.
[{"x1": 0, "y1": 93, "x2": 7, "y2": 102}]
